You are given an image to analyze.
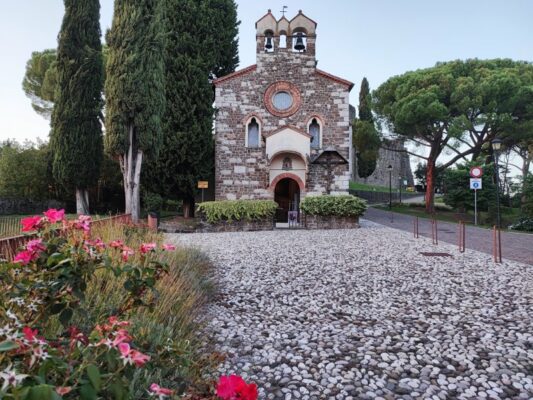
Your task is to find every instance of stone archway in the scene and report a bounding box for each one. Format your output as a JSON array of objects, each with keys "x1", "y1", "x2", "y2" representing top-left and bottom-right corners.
[{"x1": 274, "y1": 177, "x2": 301, "y2": 223}]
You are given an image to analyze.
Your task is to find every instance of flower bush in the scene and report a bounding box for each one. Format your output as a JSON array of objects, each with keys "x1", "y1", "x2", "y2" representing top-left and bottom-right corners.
[
  {"x1": 300, "y1": 195, "x2": 367, "y2": 217},
  {"x1": 0, "y1": 210, "x2": 177, "y2": 399},
  {"x1": 216, "y1": 375, "x2": 257, "y2": 400}
]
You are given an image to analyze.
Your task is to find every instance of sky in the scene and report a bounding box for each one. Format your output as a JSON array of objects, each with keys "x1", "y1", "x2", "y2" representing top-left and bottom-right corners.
[{"x1": 0, "y1": 0, "x2": 532, "y2": 147}]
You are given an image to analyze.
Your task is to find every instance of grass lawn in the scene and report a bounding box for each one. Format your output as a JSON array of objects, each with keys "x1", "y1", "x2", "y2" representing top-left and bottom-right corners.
[{"x1": 349, "y1": 181, "x2": 418, "y2": 193}]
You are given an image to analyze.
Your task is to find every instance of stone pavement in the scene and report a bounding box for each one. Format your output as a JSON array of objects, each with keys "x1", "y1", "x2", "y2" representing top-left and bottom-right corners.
[
  {"x1": 363, "y1": 207, "x2": 533, "y2": 265},
  {"x1": 173, "y1": 226, "x2": 532, "y2": 399}
]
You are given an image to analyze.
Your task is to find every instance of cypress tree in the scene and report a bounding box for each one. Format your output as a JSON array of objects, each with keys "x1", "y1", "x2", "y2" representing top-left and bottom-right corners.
[
  {"x1": 50, "y1": 0, "x2": 103, "y2": 214},
  {"x1": 143, "y1": 0, "x2": 239, "y2": 217},
  {"x1": 358, "y1": 77, "x2": 373, "y2": 122},
  {"x1": 105, "y1": 0, "x2": 165, "y2": 222},
  {"x1": 353, "y1": 77, "x2": 380, "y2": 178}
]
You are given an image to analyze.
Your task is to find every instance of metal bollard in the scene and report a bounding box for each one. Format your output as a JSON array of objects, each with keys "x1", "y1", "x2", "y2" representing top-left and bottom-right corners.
[
  {"x1": 493, "y1": 225, "x2": 502, "y2": 263},
  {"x1": 413, "y1": 216, "x2": 419, "y2": 238},
  {"x1": 458, "y1": 221, "x2": 465, "y2": 253},
  {"x1": 431, "y1": 218, "x2": 438, "y2": 245}
]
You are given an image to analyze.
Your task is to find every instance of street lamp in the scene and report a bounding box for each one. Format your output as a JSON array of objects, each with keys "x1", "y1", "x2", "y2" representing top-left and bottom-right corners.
[
  {"x1": 491, "y1": 138, "x2": 502, "y2": 229},
  {"x1": 387, "y1": 164, "x2": 393, "y2": 210}
]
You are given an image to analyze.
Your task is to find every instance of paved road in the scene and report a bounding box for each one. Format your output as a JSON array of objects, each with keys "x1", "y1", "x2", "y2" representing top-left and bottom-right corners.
[{"x1": 363, "y1": 207, "x2": 533, "y2": 265}]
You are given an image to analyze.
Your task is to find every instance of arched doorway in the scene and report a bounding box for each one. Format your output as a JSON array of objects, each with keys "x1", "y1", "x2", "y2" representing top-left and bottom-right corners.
[{"x1": 274, "y1": 177, "x2": 300, "y2": 223}]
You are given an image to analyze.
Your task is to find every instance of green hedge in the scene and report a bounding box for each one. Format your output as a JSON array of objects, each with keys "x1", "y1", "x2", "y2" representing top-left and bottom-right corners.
[
  {"x1": 300, "y1": 195, "x2": 367, "y2": 217},
  {"x1": 197, "y1": 200, "x2": 278, "y2": 224}
]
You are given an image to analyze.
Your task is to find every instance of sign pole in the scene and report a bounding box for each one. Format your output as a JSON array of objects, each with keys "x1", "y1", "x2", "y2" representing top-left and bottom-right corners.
[{"x1": 474, "y1": 189, "x2": 477, "y2": 226}]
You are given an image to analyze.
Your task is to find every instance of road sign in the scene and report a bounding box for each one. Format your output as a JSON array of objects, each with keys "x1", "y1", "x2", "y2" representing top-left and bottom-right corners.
[
  {"x1": 470, "y1": 178, "x2": 482, "y2": 190},
  {"x1": 470, "y1": 178, "x2": 482, "y2": 225},
  {"x1": 470, "y1": 166, "x2": 483, "y2": 178},
  {"x1": 197, "y1": 181, "x2": 208, "y2": 189}
]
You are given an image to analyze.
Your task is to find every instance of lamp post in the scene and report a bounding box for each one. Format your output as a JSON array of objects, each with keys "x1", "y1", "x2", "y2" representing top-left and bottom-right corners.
[
  {"x1": 387, "y1": 165, "x2": 393, "y2": 210},
  {"x1": 491, "y1": 138, "x2": 502, "y2": 229}
]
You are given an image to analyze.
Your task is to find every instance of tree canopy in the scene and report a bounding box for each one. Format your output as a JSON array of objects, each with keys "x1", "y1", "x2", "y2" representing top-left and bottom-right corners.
[
  {"x1": 352, "y1": 77, "x2": 380, "y2": 178},
  {"x1": 105, "y1": 0, "x2": 165, "y2": 222},
  {"x1": 0, "y1": 140, "x2": 52, "y2": 200},
  {"x1": 373, "y1": 58, "x2": 533, "y2": 212},
  {"x1": 143, "y1": 0, "x2": 239, "y2": 216},
  {"x1": 50, "y1": 0, "x2": 104, "y2": 214},
  {"x1": 22, "y1": 49, "x2": 58, "y2": 119}
]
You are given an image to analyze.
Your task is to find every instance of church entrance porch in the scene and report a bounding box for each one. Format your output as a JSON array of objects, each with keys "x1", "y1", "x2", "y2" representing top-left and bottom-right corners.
[{"x1": 274, "y1": 177, "x2": 300, "y2": 225}]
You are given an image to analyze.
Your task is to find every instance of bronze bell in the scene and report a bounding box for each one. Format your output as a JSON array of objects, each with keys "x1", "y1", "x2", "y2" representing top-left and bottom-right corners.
[
  {"x1": 265, "y1": 36, "x2": 273, "y2": 50},
  {"x1": 294, "y1": 33, "x2": 305, "y2": 51}
]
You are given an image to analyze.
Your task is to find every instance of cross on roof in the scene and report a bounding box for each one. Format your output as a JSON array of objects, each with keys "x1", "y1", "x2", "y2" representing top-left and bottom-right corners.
[{"x1": 280, "y1": 6, "x2": 288, "y2": 17}]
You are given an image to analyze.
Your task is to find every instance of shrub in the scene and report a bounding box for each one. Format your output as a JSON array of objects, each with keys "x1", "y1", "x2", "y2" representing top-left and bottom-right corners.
[
  {"x1": 0, "y1": 209, "x2": 215, "y2": 398},
  {"x1": 197, "y1": 200, "x2": 277, "y2": 224},
  {"x1": 509, "y1": 217, "x2": 533, "y2": 232},
  {"x1": 300, "y1": 195, "x2": 367, "y2": 217},
  {"x1": 142, "y1": 190, "x2": 164, "y2": 213}
]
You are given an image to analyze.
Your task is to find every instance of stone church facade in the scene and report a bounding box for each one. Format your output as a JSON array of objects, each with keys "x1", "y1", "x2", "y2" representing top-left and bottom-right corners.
[{"x1": 213, "y1": 10, "x2": 353, "y2": 218}]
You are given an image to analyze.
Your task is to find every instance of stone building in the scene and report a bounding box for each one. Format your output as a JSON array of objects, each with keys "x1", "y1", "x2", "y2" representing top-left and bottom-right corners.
[
  {"x1": 213, "y1": 10, "x2": 353, "y2": 221},
  {"x1": 353, "y1": 138, "x2": 415, "y2": 189}
]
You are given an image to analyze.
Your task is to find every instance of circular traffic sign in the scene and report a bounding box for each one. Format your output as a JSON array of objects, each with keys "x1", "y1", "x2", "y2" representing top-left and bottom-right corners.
[{"x1": 470, "y1": 166, "x2": 483, "y2": 178}]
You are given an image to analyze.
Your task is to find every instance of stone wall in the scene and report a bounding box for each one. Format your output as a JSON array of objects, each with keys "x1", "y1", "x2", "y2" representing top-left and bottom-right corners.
[
  {"x1": 196, "y1": 218, "x2": 274, "y2": 233},
  {"x1": 353, "y1": 138, "x2": 414, "y2": 189},
  {"x1": 0, "y1": 198, "x2": 65, "y2": 216},
  {"x1": 304, "y1": 214, "x2": 360, "y2": 230},
  {"x1": 214, "y1": 47, "x2": 352, "y2": 200}
]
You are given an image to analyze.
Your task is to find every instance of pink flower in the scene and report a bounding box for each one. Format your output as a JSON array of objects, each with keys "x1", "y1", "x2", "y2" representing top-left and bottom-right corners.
[
  {"x1": 72, "y1": 215, "x2": 91, "y2": 231},
  {"x1": 162, "y1": 244, "x2": 176, "y2": 251},
  {"x1": 85, "y1": 238, "x2": 106, "y2": 250},
  {"x1": 140, "y1": 242, "x2": 157, "y2": 254},
  {"x1": 216, "y1": 375, "x2": 258, "y2": 400},
  {"x1": 21, "y1": 216, "x2": 42, "y2": 232},
  {"x1": 109, "y1": 240, "x2": 124, "y2": 249},
  {"x1": 130, "y1": 349, "x2": 150, "y2": 367},
  {"x1": 149, "y1": 383, "x2": 174, "y2": 398},
  {"x1": 112, "y1": 329, "x2": 131, "y2": 347},
  {"x1": 43, "y1": 208, "x2": 65, "y2": 223},
  {"x1": 118, "y1": 342, "x2": 150, "y2": 367},
  {"x1": 26, "y1": 239, "x2": 45, "y2": 254},
  {"x1": 22, "y1": 326, "x2": 38, "y2": 343},
  {"x1": 56, "y1": 387, "x2": 72, "y2": 396},
  {"x1": 108, "y1": 316, "x2": 130, "y2": 328},
  {"x1": 122, "y1": 246, "x2": 134, "y2": 262},
  {"x1": 14, "y1": 250, "x2": 34, "y2": 265}
]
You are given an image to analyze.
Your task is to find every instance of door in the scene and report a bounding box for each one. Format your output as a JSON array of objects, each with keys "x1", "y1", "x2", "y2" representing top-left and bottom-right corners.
[{"x1": 274, "y1": 177, "x2": 300, "y2": 222}]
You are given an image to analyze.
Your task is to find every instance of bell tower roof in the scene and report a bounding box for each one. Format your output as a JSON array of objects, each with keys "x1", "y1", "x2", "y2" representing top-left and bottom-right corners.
[{"x1": 255, "y1": 9, "x2": 317, "y2": 36}]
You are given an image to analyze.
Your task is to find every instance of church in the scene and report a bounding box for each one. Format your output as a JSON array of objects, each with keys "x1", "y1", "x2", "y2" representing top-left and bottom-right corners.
[{"x1": 213, "y1": 10, "x2": 353, "y2": 221}]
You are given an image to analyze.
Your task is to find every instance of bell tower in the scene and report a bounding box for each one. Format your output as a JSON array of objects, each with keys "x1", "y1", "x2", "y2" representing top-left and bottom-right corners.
[{"x1": 255, "y1": 9, "x2": 317, "y2": 59}]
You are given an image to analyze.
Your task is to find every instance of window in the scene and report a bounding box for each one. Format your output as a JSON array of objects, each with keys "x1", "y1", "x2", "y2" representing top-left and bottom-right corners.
[
  {"x1": 247, "y1": 118, "x2": 260, "y2": 148},
  {"x1": 309, "y1": 118, "x2": 320, "y2": 149},
  {"x1": 279, "y1": 34, "x2": 287, "y2": 48},
  {"x1": 273, "y1": 91, "x2": 293, "y2": 110}
]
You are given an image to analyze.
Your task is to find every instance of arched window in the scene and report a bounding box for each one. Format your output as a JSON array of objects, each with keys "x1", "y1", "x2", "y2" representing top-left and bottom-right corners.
[
  {"x1": 309, "y1": 118, "x2": 320, "y2": 149},
  {"x1": 246, "y1": 118, "x2": 260, "y2": 148},
  {"x1": 292, "y1": 31, "x2": 307, "y2": 52},
  {"x1": 264, "y1": 30, "x2": 274, "y2": 52},
  {"x1": 279, "y1": 33, "x2": 287, "y2": 48}
]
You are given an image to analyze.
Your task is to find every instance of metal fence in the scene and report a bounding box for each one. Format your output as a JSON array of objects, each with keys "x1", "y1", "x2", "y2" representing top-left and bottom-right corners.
[
  {"x1": 348, "y1": 189, "x2": 422, "y2": 204},
  {"x1": 0, "y1": 214, "x2": 132, "y2": 261}
]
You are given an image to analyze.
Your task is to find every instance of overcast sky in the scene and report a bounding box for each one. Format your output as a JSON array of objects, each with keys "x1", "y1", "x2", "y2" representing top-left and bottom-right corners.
[{"x1": 1, "y1": 0, "x2": 532, "y2": 146}]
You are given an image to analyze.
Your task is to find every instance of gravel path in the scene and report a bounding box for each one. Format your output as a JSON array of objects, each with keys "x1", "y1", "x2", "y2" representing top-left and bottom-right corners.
[{"x1": 172, "y1": 222, "x2": 533, "y2": 400}]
